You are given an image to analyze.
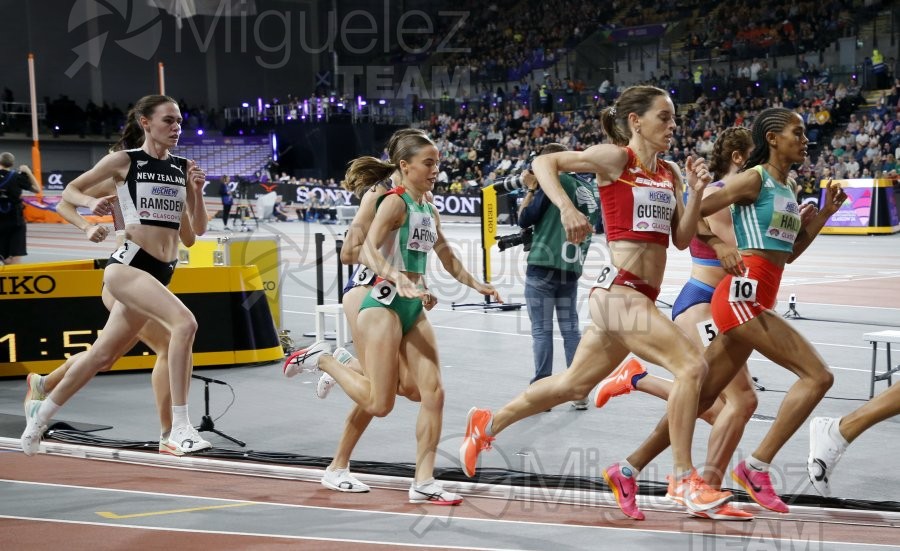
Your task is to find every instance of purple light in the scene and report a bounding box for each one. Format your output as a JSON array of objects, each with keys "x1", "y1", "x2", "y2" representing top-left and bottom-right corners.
[
  {"x1": 264, "y1": 103, "x2": 271, "y2": 109},
  {"x1": 257, "y1": 97, "x2": 263, "y2": 113},
  {"x1": 54, "y1": 125, "x2": 60, "y2": 130},
  {"x1": 459, "y1": 104, "x2": 464, "y2": 109},
  {"x1": 238, "y1": 129, "x2": 244, "y2": 135},
  {"x1": 712, "y1": 86, "x2": 717, "y2": 91},
  {"x1": 241, "y1": 102, "x2": 249, "y2": 108},
  {"x1": 378, "y1": 99, "x2": 386, "y2": 105},
  {"x1": 755, "y1": 82, "x2": 760, "y2": 87},
  {"x1": 196, "y1": 129, "x2": 204, "y2": 136},
  {"x1": 329, "y1": 97, "x2": 335, "y2": 103}
]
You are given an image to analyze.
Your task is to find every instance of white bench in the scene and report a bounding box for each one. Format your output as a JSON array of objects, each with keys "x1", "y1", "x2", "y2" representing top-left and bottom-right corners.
[
  {"x1": 863, "y1": 330, "x2": 900, "y2": 398},
  {"x1": 315, "y1": 303, "x2": 349, "y2": 347}
]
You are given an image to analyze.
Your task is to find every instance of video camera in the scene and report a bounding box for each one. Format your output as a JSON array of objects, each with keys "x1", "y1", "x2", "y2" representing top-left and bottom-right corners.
[{"x1": 497, "y1": 227, "x2": 533, "y2": 252}]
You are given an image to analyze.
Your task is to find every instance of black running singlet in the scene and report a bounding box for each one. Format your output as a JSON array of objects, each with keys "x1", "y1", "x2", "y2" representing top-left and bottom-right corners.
[{"x1": 117, "y1": 149, "x2": 188, "y2": 230}]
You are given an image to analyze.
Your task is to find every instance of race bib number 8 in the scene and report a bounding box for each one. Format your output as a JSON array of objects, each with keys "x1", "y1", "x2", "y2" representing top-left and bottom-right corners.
[
  {"x1": 370, "y1": 280, "x2": 397, "y2": 305},
  {"x1": 729, "y1": 275, "x2": 758, "y2": 303},
  {"x1": 592, "y1": 263, "x2": 619, "y2": 290}
]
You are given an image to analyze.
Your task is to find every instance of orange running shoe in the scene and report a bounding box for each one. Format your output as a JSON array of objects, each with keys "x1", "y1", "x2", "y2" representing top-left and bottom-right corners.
[
  {"x1": 690, "y1": 502, "x2": 754, "y2": 521},
  {"x1": 594, "y1": 358, "x2": 646, "y2": 408},
  {"x1": 459, "y1": 407, "x2": 494, "y2": 478},
  {"x1": 675, "y1": 470, "x2": 733, "y2": 513}
]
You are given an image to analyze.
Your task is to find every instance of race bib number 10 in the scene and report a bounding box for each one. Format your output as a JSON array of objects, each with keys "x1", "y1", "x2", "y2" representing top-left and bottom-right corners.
[{"x1": 728, "y1": 275, "x2": 758, "y2": 303}]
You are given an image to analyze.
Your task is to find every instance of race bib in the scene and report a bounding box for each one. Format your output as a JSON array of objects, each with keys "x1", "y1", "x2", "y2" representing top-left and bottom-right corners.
[
  {"x1": 370, "y1": 279, "x2": 397, "y2": 305},
  {"x1": 696, "y1": 319, "x2": 719, "y2": 347},
  {"x1": 729, "y1": 275, "x2": 758, "y2": 303},
  {"x1": 352, "y1": 264, "x2": 377, "y2": 286},
  {"x1": 632, "y1": 186, "x2": 675, "y2": 234},
  {"x1": 592, "y1": 263, "x2": 619, "y2": 290},
  {"x1": 135, "y1": 181, "x2": 186, "y2": 224},
  {"x1": 111, "y1": 240, "x2": 139, "y2": 265},
  {"x1": 406, "y1": 210, "x2": 436, "y2": 253},
  {"x1": 766, "y1": 194, "x2": 801, "y2": 243}
]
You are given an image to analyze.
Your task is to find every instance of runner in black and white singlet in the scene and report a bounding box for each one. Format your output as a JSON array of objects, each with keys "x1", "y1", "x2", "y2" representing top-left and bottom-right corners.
[{"x1": 21, "y1": 95, "x2": 211, "y2": 457}]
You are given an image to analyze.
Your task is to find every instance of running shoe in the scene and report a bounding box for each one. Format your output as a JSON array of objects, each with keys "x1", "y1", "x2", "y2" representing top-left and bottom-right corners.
[
  {"x1": 594, "y1": 358, "x2": 646, "y2": 408},
  {"x1": 689, "y1": 502, "x2": 754, "y2": 521},
  {"x1": 676, "y1": 470, "x2": 733, "y2": 512},
  {"x1": 321, "y1": 467, "x2": 370, "y2": 493},
  {"x1": 24, "y1": 373, "x2": 46, "y2": 410},
  {"x1": 21, "y1": 400, "x2": 47, "y2": 457},
  {"x1": 167, "y1": 424, "x2": 212, "y2": 454},
  {"x1": 408, "y1": 479, "x2": 463, "y2": 505},
  {"x1": 807, "y1": 417, "x2": 848, "y2": 497},
  {"x1": 459, "y1": 407, "x2": 494, "y2": 478},
  {"x1": 602, "y1": 462, "x2": 645, "y2": 520},
  {"x1": 283, "y1": 341, "x2": 332, "y2": 377},
  {"x1": 159, "y1": 437, "x2": 185, "y2": 457},
  {"x1": 732, "y1": 460, "x2": 789, "y2": 513},
  {"x1": 316, "y1": 347, "x2": 353, "y2": 399}
]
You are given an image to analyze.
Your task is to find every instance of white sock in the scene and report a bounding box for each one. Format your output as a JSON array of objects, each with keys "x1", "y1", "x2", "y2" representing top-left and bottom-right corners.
[
  {"x1": 832, "y1": 417, "x2": 850, "y2": 447},
  {"x1": 172, "y1": 405, "x2": 189, "y2": 429},
  {"x1": 37, "y1": 398, "x2": 61, "y2": 425},
  {"x1": 414, "y1": 477, "x2": 435, "y2": 488},
  {"x1": 747, "y1": 455, "x2": 770, "y2": 472},
  {"x1": 619, "y1": 459, "x2": 640, "y2": 478}
]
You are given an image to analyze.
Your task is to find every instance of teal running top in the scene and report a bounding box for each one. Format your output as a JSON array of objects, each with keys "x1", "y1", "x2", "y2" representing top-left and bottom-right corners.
[{"x1": 731, "y1": 165, "x2": 802, "y2": 253}]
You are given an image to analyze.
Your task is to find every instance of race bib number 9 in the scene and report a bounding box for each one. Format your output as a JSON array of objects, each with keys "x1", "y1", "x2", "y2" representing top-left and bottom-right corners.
[{"x1": 370, "y1": 280, "x2": 397, "y2": 305}]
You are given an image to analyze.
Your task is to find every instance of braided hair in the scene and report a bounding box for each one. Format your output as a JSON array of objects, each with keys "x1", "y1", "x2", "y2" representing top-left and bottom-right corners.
[{"x1": 743, "y1": 107, "x2": 798, "y2": 171}]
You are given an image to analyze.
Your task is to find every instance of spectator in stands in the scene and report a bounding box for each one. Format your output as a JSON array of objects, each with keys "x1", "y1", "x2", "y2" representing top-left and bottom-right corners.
[
  {"x1": 0, "y1": 152, "x2": 39, "y2": 264},
  {"x1": 273, "y1": 195, "x2": 290, "y2": 222}
]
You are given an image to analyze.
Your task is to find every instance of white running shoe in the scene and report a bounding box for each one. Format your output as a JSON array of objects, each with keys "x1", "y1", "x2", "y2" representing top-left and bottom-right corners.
[
  {"x1": 159, "y1": 437, "x2": 185, "y2": 456},
  {"x1": 167, "y1": 424, "x2": 212, "y2": 454},
  {"x1": 408, "y1": 479, "x2": 463, "y2": 506},
  {"x1": 316, "y1": 347, "x2": 354, "y2": 399},
  {"x1": 283, "y1": 341, "x2": 333, "y2": 377},
  {"x1": 808, "y1": 417, "x2": 848, "y2": 497},
  {"x1": 24, "y1": 373, "x2": 46, "y2": 411},
  {"x1": 21, "y1": 400, "x2": 47, "y2": 457},
  {"x1": 321, "y1": 467, "x2": 370, "y2": 493}
]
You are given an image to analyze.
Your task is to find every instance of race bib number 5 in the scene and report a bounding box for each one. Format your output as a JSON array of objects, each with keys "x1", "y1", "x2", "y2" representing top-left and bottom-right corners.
[
  {"x1": 353, "y1": 264, "x2": 376, "y2": 286},
  {"x1": 696, "y1": 319, "x2": 719, "y2": 347},
  {"x1": 370, "y1": 280, "x2": 397, "y2": 305},
  {"x1": 592, "y1": 263, "x2": 619, "y2": 290}
]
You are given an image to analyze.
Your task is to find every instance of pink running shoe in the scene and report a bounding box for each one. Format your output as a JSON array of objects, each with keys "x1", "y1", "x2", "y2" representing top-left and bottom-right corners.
[
  {"x1": 602, "y1": 463, "x2": 645, "y2": 520},
  {"x1": 732, "y1": 460, "x2": 789, "y2": 513}
]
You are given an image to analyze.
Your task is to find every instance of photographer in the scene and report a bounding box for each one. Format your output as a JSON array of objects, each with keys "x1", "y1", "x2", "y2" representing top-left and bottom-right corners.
[
  {"x1": 517, "y1": 143, "x2": 599, "y2": 407},
  {"x1": 0, "y1": 152, "x2": 40, "y2": 264}
]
